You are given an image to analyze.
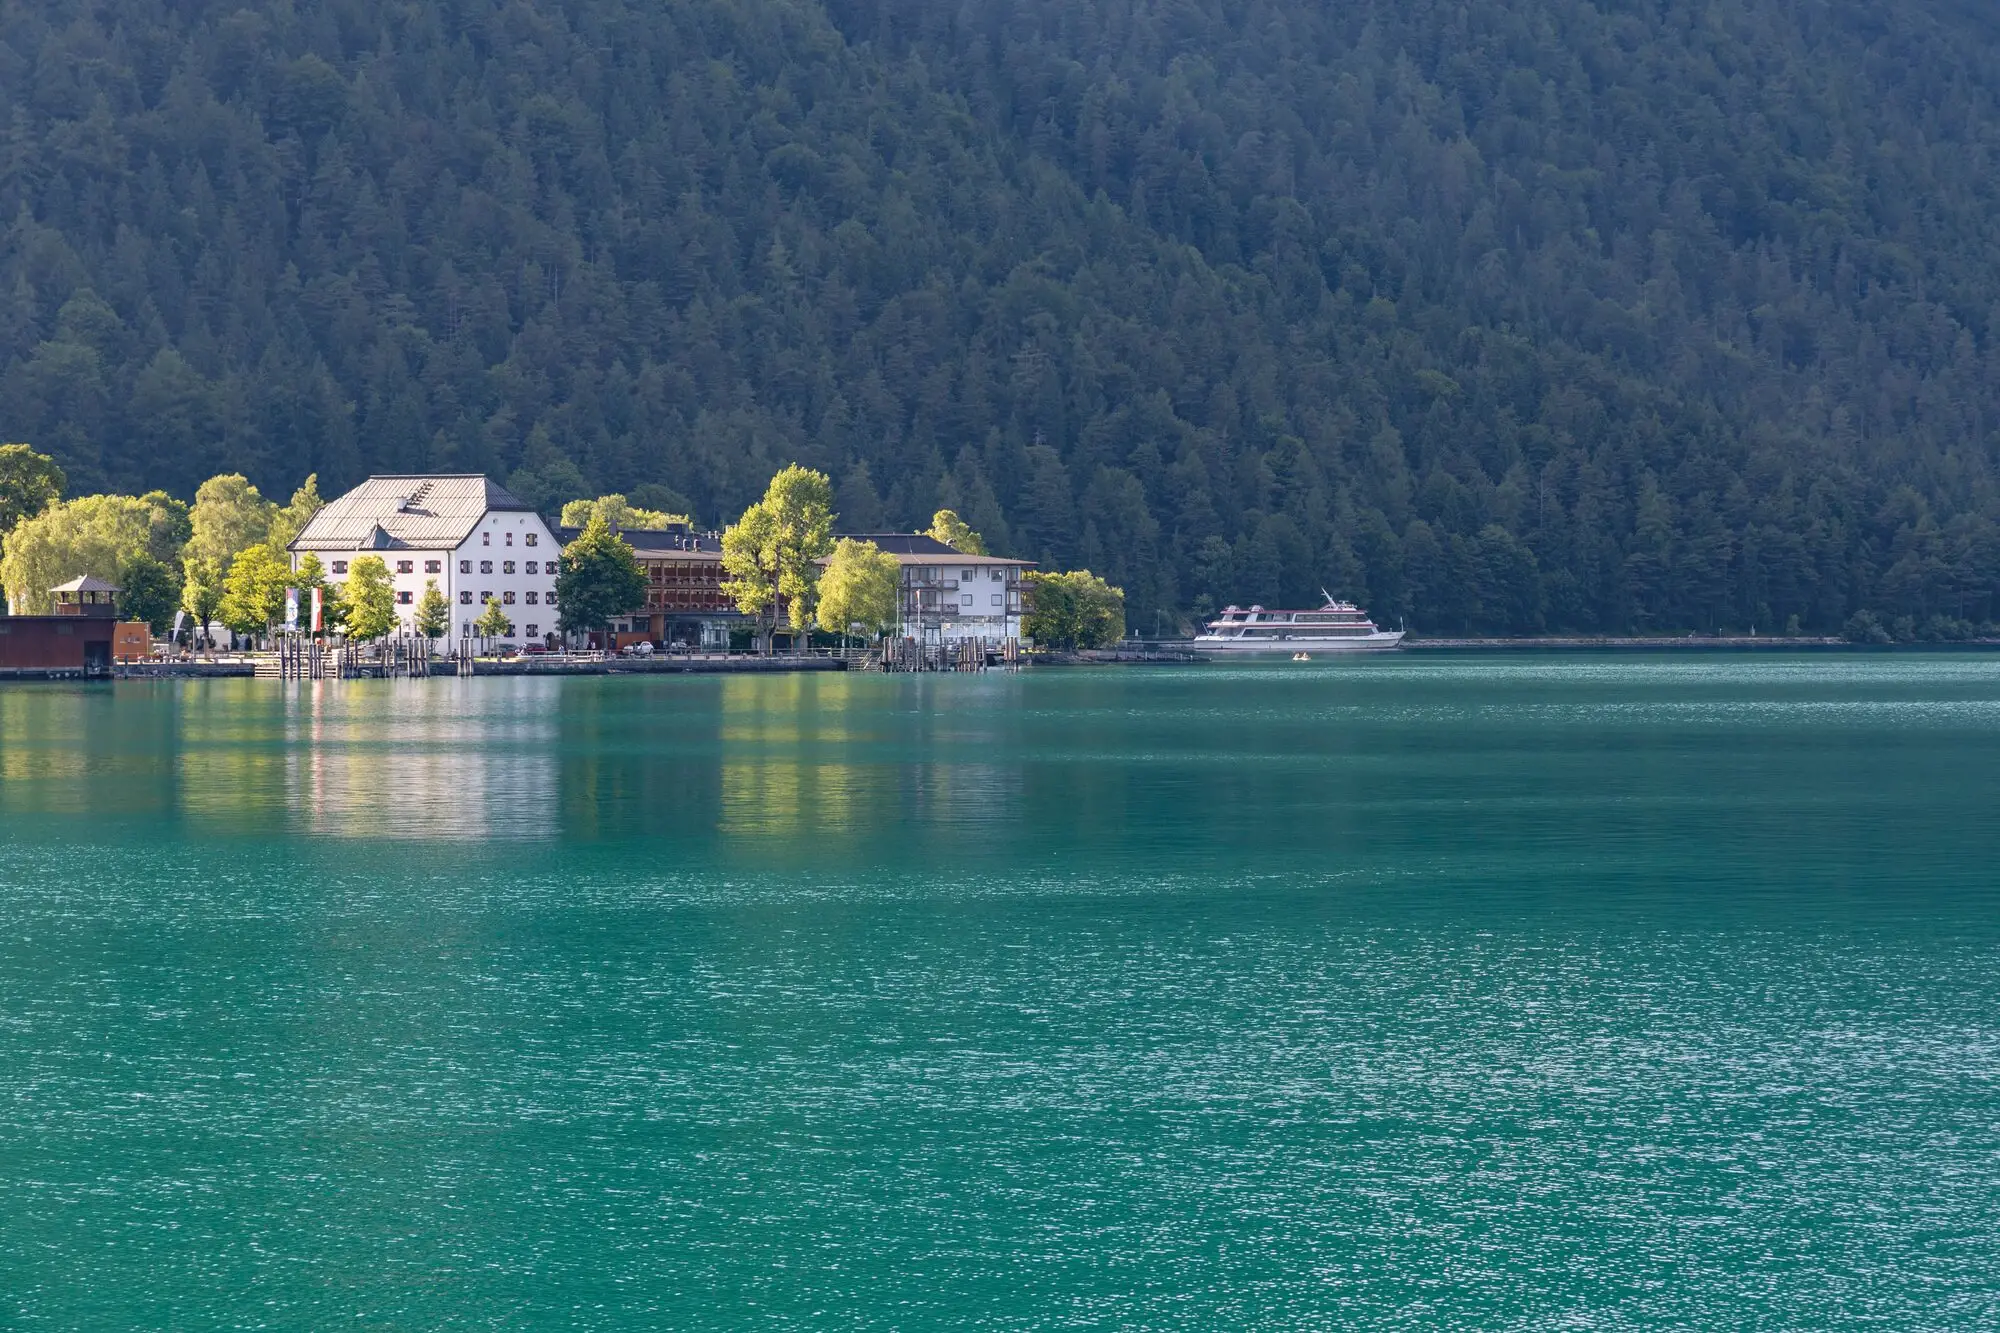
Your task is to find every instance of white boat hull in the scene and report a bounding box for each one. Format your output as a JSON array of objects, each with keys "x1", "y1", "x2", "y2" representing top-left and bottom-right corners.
[{"x1": 1189, "y1": 630, "x2": 1406, "y2": 655}]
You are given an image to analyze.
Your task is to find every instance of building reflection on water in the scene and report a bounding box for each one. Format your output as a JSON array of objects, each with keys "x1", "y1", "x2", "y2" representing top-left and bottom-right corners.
[{"x1": 0, "y1": 675, "x2": 1031, "y2": 863}]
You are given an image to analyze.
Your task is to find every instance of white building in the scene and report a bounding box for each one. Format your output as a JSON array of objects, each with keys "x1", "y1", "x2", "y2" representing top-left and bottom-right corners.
[
  {"x1": 288, "y1": 475, "x2": 560, "y2": 643},
  {"x1": 843, "y1": 534, "x2": 1033, "y2": 646}
]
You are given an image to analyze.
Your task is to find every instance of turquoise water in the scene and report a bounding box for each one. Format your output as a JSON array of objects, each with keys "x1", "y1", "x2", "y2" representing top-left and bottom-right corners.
[{"x1": 1, "y1": 657, "x2": 1997, "y2": 1327}]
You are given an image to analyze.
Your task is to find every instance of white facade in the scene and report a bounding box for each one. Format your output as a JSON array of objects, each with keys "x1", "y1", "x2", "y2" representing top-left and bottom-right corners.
[
  {"x1": 843, "y1": 536, "x2": 1032, "y2": 646},
  {"x1": 288, "y1": 475, "x2": 561, "y2": 643}
]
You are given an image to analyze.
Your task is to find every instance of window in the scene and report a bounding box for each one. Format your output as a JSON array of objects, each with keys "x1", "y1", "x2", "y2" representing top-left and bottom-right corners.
[
  {"x1": 459, "y1": 591, "x2": 472, "y2": 605},
  {"x1": 963, "y1": 569, "x2": 974, "y2": 581},
  {"x1": 503, "y1": 591, "x2": 516, "y2": 605},
  {"x1": 482, "y1": 532, "x2": 490, "y2": 546},
  {"x1": 524, "y1": 561, "x2": 537, "y2": 575},
  {"x1": 547, "y1": 559, "x2": 560, "y2": 576},
  {"x1": 331, "y1": 560, "x2": 348, "y2": 574},
  {"x1": 502, "y1": 561, "x2": 515, "y2": 574},
  {"x1": 396, "y1": 590, "x2": 413, "y2": 604},
  {"x1": 547, "y1": 590, "x2": 558, "y2": 606},
  {"x1": 961, "y1": 593, "x2": 974, "y2": 606},
  {"x1": 396, "y1": 560, "x2": 413, "y2": 573},
  {"x1": 505, "y1": 532, "x2": 513, "y2": 546},
  {"x1": 482, "y1": 591, "x2": 493, "y2": 604},
  {"x1": 424, "y1": 560, "x2": 441, "y2": 574},
  {"x1": 525, "y1": 533, "x2": 538, "y2": 547},
  {"x1": 525, "y1": 591, "x2": 538, "y2": 605},
  {"x1": 460, "y1": 621, "x2": 470, "y2": 637},
  {"x1": 526, "y1": 624, "x2": 538, "y2": 636},
  {"x1": 479, "y1": 560, "x2": 492, "y2": 574},
  {"x1": 991, "y1": 594, "x2": 1003, "y2": 606},
  {"x1": 459, "y1": 560, "x2": 471, "y2": 574}
]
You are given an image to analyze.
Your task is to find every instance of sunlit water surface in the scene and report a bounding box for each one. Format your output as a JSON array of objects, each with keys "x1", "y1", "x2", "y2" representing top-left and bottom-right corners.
[{"x1": 2, "y1": 657, "x2": 1997, "y2": 1327}]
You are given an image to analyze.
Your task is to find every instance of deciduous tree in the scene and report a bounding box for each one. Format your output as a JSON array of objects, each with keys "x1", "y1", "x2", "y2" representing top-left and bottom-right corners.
[
  {"x1": 0, "y1": 445, "x2": 65, "y2": 560},
  {"x1": 475, "y1": 595, "x2": 514, "y2": 640},
  {"x1": 816, "y1": 539, "x2": 901, "y2": 643},
  {"x1": 341, "y1": 555, "x2": 397, "y2": 641},
  {"x1": 722, "y1": 465, "x2": 834, "y2": 652},
  {"x1": 554, "y1": 514, "x2": 646, "y2": 637},
  {"x1": 414, "y1": 579, "x2": 452, "y2": 639},
  {"x1": 186, "y1": 474, "x2": 277, "y2": 575},
  {"x1": 0, "y1": 493, "x2": 186, "y2": 614},
  {"x1": 1024, "y1": 570, "x2": 1125, "y2": 650},
  {"x1": 218, "y1": 542, "x2": 291, "y2": 639},
  {"x1": 179, "y1": 556, "x2": 224, "y2": 643},
  {"x1": 927, "y1": 509, "x2": 986, "y2": 556},
  {"x1": 558, "y1": 494, "x2": 687, "y2": 532},
  {"x1": 117, "y1": 553, "x2": 180, "y2": 633}
]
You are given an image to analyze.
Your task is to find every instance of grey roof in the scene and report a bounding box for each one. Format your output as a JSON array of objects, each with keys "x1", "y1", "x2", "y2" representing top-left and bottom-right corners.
[
  {"x1": 290, "y1": 475, "x2": 534, "y2": 552},
  {"x1": 838, "y1": 533, "x2": 1034, "y2": 565},
  {"x1": 49, "y1": 575, "x2": 121, "y2": 594}
]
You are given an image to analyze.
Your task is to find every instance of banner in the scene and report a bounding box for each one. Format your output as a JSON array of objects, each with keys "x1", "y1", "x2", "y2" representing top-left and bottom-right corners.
[
  {"x1": 285, "y1": 587, "x2": 299, "y2": 631},
  {"x1": 311, "y1": 586, "x2": 323, "y2": 633}
]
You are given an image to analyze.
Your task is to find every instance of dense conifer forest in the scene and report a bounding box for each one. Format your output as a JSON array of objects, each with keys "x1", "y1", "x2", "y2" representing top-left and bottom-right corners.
[{"x1": 5, "y1": 0, "x2": 2000, "y2": 635}]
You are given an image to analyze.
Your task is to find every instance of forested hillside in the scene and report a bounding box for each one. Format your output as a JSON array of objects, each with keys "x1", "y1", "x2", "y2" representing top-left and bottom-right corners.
[{"x1": 6, "y1": 0, "x2": 2000, "y2": 635}]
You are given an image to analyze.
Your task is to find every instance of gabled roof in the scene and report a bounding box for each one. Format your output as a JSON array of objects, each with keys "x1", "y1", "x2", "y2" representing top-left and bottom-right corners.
[
  {"x1": 290, "y1": 475, "x2": 535, "y2": 552},
  {"x1": 49, "y1": 575, "x2": 121, "y2": 594}
]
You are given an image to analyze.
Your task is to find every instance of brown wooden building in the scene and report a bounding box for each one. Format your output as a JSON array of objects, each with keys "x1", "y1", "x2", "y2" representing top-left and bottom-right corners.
[
  {"x1": 557, "y1": 525, "x2": 749, "y2": 649},
  {"x1": 0, "y1": 577, "x2": 123, "y2": 678}
]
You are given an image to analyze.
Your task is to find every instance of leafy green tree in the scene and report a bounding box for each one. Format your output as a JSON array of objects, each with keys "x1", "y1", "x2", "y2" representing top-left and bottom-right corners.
[
  {"x1": 474, "y1": 595, "x2": 514, "y2": 640},
  {"x1": 816, "y1": 538, "x2": 901, "y2": 643},
  {"x1": 341, "y1": 555, "x2": 397, "y2": 641},
  {"x1": 414, "y1": 579, "x2": 452, "y2": 639},
  {"x1": 0, "y1": 445, "x2": 65, "y2": 562},
  {"x1": 0, "y1": 493, "x2": 185, "y2": 614},
  {"x1": 179, "y1": 555, "x2": 225, "y2": 643},
  {"x1": 722, "y1": 465, "x2": 835, "y2": 652},
  {"x1": 1024, "y1": 570, "x2": 1126, "y2": 650},
  {"x1": 267, "y1": 475, "x2": 324, "y2": 552},
  {"x1": 116, "y1": 553, "x2": 180, "y2": 632},
  {"x1": 217, "y1": 541, "x2": 291, "y2": 639},
  {"x1": 296, "y1": 553, "x2": 344, "y2": 635},
  {"x1": 558, "y1": 494, "x2": 687, "y2": 531},
  {"x1": 927, "y1": 509, "x2": 987, "y2": 556},
  {"x1": 185, "y1": 474, "x2": 277, "y2": 575},
  {"x1": 554, "y1": 514, "x2": 646, "y2": 637}
]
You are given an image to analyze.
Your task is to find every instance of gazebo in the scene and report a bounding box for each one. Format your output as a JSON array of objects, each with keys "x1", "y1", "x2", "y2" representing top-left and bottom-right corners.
[{"x1": 49, "y1": 575, "x2": 121, "y2": 617}]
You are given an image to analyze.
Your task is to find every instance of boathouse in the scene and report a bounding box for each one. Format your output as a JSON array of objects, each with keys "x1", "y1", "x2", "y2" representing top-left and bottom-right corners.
[{"x1": 0, "y1": 577, "x2": 123, "y2": 678}]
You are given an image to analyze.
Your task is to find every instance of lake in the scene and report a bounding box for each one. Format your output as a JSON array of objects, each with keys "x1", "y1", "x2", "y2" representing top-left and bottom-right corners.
[{"x1": 2, "y1": 656, "x2": 1997, "y2": 1327}]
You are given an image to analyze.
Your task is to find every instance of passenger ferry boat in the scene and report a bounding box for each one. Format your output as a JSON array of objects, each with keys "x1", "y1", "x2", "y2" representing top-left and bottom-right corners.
[{"x1": 1191, "y1": 594, "x2": 1405, "y2": 654}]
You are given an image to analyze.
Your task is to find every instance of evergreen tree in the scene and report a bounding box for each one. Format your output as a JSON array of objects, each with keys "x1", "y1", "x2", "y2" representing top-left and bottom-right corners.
[{"x1": 4, "y1": 0, "x2": 2000, "y2": 637}]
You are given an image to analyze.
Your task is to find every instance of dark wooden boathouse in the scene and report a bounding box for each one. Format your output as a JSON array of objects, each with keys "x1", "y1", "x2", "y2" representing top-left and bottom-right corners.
[{"x1": 0, "y1": 577, "x2": 121, "y2": 679}]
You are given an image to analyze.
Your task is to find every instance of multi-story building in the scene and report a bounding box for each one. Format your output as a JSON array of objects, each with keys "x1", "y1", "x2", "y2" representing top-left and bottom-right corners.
[
  {"x1": 843, "y1": 534, "x2": 1033, "y2": 646},
  {"x1": 562, "y1": 525, "x2": 748, "y2": 649},
  {"x1": 289, "y1": 475, "x2": 561, "y2": 644}
]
